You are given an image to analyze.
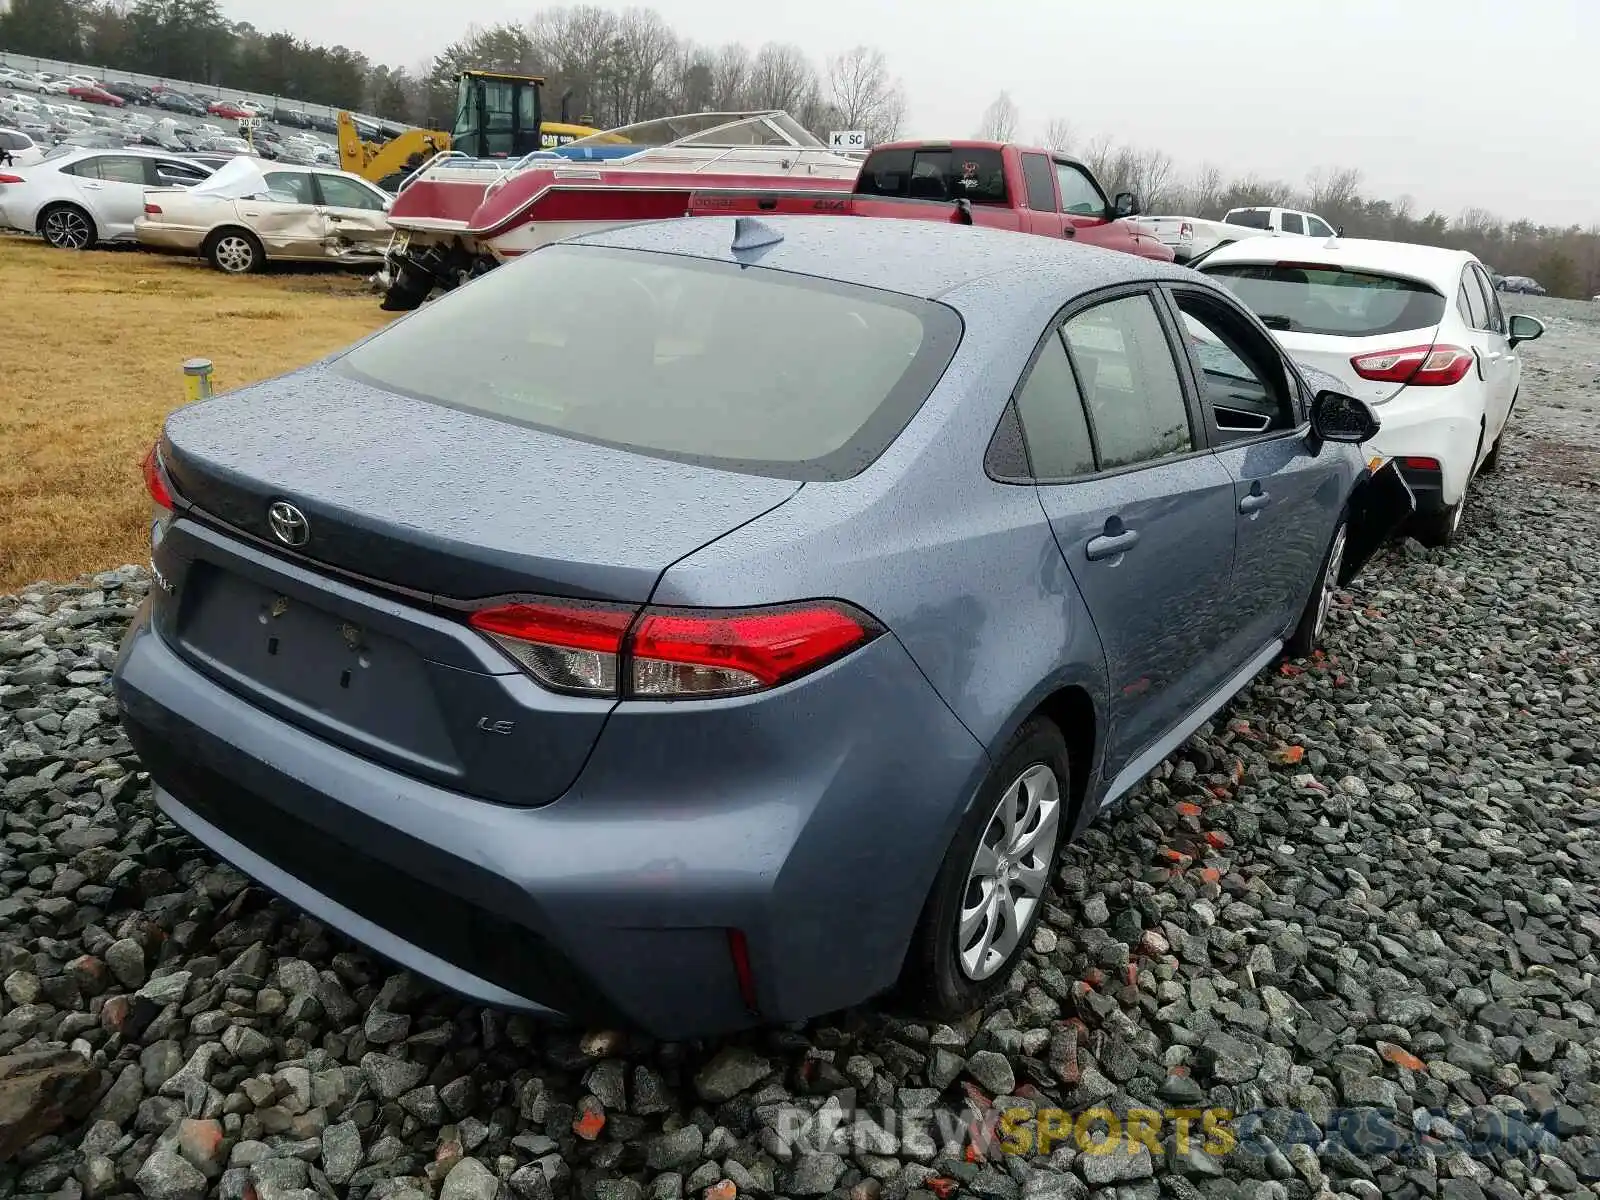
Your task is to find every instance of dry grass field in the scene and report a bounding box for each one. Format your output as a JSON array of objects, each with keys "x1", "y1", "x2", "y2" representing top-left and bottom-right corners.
[{"x1": 0, "y1": 237, "x2": 394, "y2": 591}]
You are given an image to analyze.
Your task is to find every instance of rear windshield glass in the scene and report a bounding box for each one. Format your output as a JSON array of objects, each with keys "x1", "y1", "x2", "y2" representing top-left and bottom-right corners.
[
  {"x1": 1201, "y1": 264, "x2": 1447, "y2": 338},
  {"x1": 857, "y1": 147, "x2": 1008, "y2": 205},
  {"x1": 335, "y1": 244, "x2": 962, "y2": 481},
  {"x1": 1223, "y1": 210, "x2": 1271, "y2": 229}
]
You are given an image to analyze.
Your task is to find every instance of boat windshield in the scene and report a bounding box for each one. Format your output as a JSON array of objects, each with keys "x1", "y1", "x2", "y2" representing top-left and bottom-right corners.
[{"x1": 563, "y1": 111, "x2": 825, "y2": 150}]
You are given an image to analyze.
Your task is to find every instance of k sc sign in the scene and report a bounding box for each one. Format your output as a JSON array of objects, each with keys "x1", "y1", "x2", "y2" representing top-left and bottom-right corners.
[{"x1": 829, "y1": 130, "x2": 867, "y2": 151}]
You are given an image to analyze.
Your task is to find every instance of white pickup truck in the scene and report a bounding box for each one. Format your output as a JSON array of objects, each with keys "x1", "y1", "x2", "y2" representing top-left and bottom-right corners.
[{"x1": 1136, "y1": 206, "x2": 1340, "y2": 264}]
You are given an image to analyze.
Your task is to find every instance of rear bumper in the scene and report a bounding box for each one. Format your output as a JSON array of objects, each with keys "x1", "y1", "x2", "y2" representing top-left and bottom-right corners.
[
  {"x1": 1366, "y1": 399, "x2": 1478, "y2": 508},
  {"x1": 114, "y1": 599, "x2": 989, "y2": 1038},
  {"x1": 135, "y1": 223, "x2": 206, "y2": 253}
]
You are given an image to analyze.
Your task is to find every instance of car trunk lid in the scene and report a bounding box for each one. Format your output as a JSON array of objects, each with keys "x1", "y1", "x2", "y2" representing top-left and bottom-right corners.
[
  {"x1": 153, "y1": 366, "x2": 801, "y2": 805},
  {"x1": 159, "y1": 363, "x2": 801, "y2": 601}
]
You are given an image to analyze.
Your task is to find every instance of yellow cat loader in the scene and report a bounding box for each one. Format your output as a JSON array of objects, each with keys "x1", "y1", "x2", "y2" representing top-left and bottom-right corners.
[{"x1": 339, "y1": 70, "x2": 599, "y2": 191}]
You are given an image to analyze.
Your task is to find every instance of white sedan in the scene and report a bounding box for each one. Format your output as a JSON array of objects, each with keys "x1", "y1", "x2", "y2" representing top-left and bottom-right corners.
[
  {"x1": 1198, "y1": 237, "x2": 1544, "y2": 546},
  {"x1": 0, "y1": 146, "x2": 214, "y2": 248}
]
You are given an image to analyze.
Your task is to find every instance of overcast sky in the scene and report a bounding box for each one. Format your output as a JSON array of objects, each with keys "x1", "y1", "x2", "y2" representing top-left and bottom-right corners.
[{"x1": 220, "y1": 0, "x2": 1595, "y2": 227}]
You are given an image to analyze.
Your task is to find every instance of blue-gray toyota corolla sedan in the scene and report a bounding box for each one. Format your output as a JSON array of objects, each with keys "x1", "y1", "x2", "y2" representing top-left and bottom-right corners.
[{"x1": 114, "y1": 216, "x2": 1405, "y2": 1038}]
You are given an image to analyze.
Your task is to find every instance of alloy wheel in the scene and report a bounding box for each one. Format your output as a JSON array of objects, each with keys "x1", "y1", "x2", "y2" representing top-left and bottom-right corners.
[
  {"x1": 214, "y1": 235, "x2": 256, "y2": 273},
  {"x1": 43, "y1": 208, "x2": 91, "y2": 249},
  {"x1": 1313, "y1": 525, "x2": 1347, "y2": 642},
  {"x1": 957, "y1": 762, "x2": 1062, "y2": 981}
]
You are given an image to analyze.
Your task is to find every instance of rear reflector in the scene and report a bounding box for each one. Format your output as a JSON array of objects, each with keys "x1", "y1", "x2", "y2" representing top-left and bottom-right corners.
[
  {"x1": 144, "y1": 202, "x2": 161, "y2": 214},
  {"x1": 727, "y1": 929, "x2": 758, "y2": 1013},
  {"x1": 468, "y1": 596, "x2": 882, "y2": 700},
  {"x1": 1398, "y1": 456, "x2": 1441, "y2": 471},
  {"x1": 1351, "y1": 344, "x2": 1473, "y2": 386},
  {"x1": 0, "y1": 174, "x2": 24, "y2": 184}
]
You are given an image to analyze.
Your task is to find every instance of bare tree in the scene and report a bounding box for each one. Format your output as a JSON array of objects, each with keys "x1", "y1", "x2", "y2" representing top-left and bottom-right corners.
[
  {"x1": 746, "y1": 42, "x2": 818, "y2": 113},
  {"x1": 974, "y1": 90, "x2": 1018, "y2": 141},
  {"x1": 1305, "y1": 165, "x2": 1363, "y2": 224},
  {"x1": 827, "y1": 45, "x2": 904, "y2": 143},
  {"x1": 708, "y1": 42, "x2": 750, "y2": 110},
  {"x1": 607, "y1": 7, "x2": 677, "y2": 124},
  {"x1": 1042, "y1": 117, "x2": 1073, "y2": 153}
]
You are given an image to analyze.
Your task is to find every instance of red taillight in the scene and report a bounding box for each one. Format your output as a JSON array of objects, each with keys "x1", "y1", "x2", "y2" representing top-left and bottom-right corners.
[
  {"x1": 1398, "y1": 456, "x2": 1441, "y2": 472},
  {"x1": 144, "y1": 202, "x2": 162, "y2": 215},
  {"x1": 631, "y1": 602, "x2": 875, "y2": 696},
  {"x1": 468, "y1": 600, "x2": 633, "y2": 695},
  {"x1": 142, "y1": 442, "x2": 174, "y2": 511},
  {"x1": 1350, "y1": 344, "x2": 1473, "y2": 386},
  {"x1": 0, "y1": 173, "x2": 24, "y2": 185},
  {"x1": 467, "y1": 596, "x2": 880, "y2": 699}
]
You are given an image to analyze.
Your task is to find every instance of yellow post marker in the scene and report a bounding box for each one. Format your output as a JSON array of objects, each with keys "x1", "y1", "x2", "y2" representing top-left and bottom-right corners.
[{"x1": 182, "y1": 358, "x2": 215, "y2": 403}]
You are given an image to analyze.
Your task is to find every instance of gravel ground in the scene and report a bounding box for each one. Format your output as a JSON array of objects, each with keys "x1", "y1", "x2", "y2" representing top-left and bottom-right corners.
[{"x1": 1, "y1": 298, "x2": 1597, "y2": 1200}]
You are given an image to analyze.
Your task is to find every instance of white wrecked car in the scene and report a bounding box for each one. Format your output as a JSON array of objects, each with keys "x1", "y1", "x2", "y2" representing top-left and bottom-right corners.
[{"x1": 135, "y1": 155, "x2": 393, "y2": 274}]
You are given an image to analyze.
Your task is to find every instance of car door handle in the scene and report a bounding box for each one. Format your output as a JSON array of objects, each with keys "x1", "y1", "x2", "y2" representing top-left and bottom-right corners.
[
  {"x1": 1062, "y1": 226, "x2": 1076, "y2": 238},
  {"x1": 1239, "y1": 491, "x2": 1271, "y2": 514},
  {"x1": 1085, "y1": 529, "x2": 1139, "y2": 560},
  {"x1": 82, "y1": 182, "x2": 102, "y2": 190}
]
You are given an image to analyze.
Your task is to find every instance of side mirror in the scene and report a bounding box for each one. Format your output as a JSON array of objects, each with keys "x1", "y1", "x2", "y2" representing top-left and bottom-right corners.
[
  {"x1": 1335, "y1": 225, "x2": 1345, "y2": 237},
  {"x1": 1112, "y1": 192, "x2": 1139, "y2": 218},
  {"x1": 1310, "y1": 389, "x2": 1380, "y2": 444},
  {"x1": 1507, "y1": 313, "x2": 1543, "y2": 347}
]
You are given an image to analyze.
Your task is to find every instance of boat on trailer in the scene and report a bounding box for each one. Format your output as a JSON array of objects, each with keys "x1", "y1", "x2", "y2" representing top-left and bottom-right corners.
[{"x1": 375, "y1": 111, "x2": 863, "y2": 310}]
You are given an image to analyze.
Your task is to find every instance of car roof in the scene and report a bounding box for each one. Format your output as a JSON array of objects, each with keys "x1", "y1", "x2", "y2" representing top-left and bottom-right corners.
[
  {"x1": 1200, "y1": 236, "x2": 1476, "y2": 292},
  {"x1": 569, "y1": 215, "x2": 1192, "y2": 302}
]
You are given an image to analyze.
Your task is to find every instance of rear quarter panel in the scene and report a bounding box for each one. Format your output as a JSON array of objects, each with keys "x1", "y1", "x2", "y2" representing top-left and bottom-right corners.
[{"x1": 650, "y1": 271, "x2": 1114, "y2": 795}]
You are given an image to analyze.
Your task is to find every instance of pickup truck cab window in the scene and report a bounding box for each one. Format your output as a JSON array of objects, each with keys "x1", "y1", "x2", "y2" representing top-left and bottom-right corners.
[
  {"x1": 1306, "y1": 215, "x2": 1335, "y2": 237},
  {"x1": 1224, "y1": 209, "x2": 1270, "y2": 229},
  {"x1": 856, "y1": 146, "x2": 1008, "y2": 205},
  {"x1": 1053, "y1": 160, "x2": 1107, "y2": 216},
  {"x1": 1280, "y1": 212, "x2": 1305, "y2": 235},
  {"x1": 1021, "y1": 153, "x2": 1056, "y2": 212}
]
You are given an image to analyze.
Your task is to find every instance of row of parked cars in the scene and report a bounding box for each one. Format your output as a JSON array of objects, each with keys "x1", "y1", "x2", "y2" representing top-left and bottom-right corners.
[
  {"x1": 0, "y1": 65, "x2": 337, "y2": 126},
  {"x1": 0, "y1": 144, "x2": 393, "y2": 271},
  {"x1": 2, "y1": 88, "x2": 341, "y2": 165}
]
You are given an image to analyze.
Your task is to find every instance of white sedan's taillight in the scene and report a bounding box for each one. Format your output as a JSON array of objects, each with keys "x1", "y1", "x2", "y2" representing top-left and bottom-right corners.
[
  {"x1": 468, "y1": 597, "x2": 882, "y2": 700},
  {"x1": 1351, "y1": 344, "x2": 1473, "y2": 386}
]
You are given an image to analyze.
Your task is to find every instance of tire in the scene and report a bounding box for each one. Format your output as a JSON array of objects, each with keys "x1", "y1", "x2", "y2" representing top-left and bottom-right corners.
[
  {"x1": 1284, "y1": 517, "x2": 1348, "y2": 658},
  {"x1": 38, "y1": 203, "x2": 96, "y2": 250},
  {"x1": 206, "y1": 228, "x2": 264, "y2": 274},
  {"x1": 904, "y1": 718, "x2": 1072, "y2": 1019}
]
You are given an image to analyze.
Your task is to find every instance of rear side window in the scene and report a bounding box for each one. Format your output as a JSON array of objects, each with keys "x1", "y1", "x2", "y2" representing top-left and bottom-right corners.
[
  {"x1": 1014, "y1": 333, "x2": 1096, "y2": 479},
  {"x1": 334, "y1": 244, "x2": 963, "y2": 482},
  {"x1": 1280, "y1": 212, "x2": 1305, "y2": 234},
  {"x1": 1203, "y1": 264, "x2": 1447, "y2": 337},
  {"x1": 1224, "y1": 209, "x2": 1271, "y2": 229},
  {"x1": 857, "y1": 147, "x2": 1008, "y2": 205},
  {"x1": 263, "y1": 171, "x2": 315, "y2": 204},
  {"x1": 1457, "y1": 271, "x2": 1489, "y2": 330},
  {"x1": 1060, "y1": 294, "x2": 1194, "y2": 470}
]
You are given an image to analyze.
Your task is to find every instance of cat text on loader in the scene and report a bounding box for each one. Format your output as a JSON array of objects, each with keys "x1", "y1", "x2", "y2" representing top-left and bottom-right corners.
[{"x1": 338, "y1": 70, "x2": 598, "y2": 192}]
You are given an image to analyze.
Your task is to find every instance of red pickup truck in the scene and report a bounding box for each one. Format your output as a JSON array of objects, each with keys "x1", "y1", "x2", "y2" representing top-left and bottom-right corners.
[{"x1": 690, "y1": 140, "x2": 1174, "y2": 262}]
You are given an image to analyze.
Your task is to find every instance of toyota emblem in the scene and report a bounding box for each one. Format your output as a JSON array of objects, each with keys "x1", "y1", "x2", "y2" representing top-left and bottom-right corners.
[{"x1": 267, "y1": 501, "x2": 309, "y2": 547}]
